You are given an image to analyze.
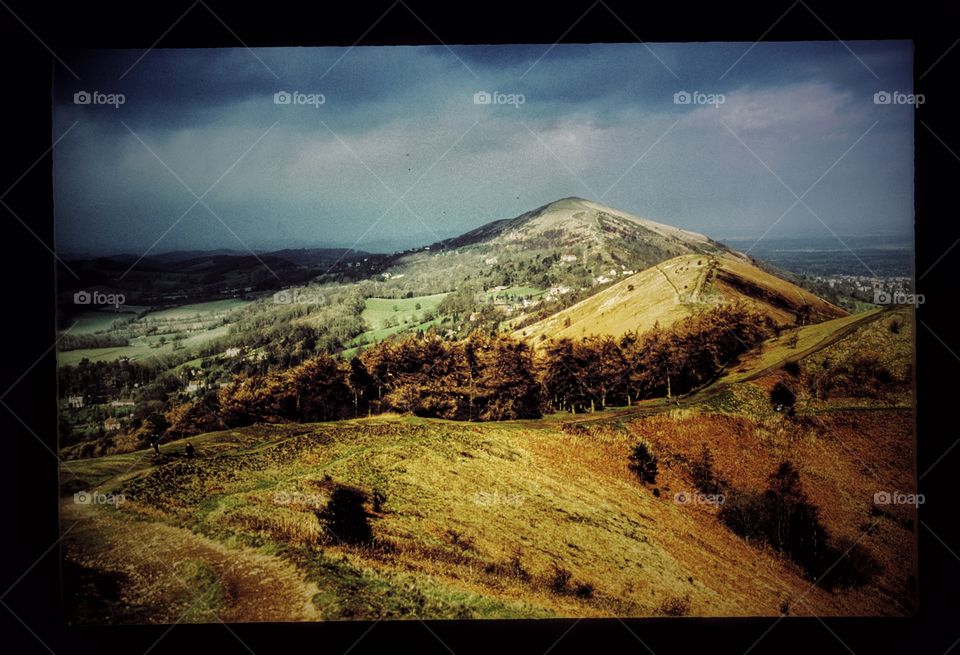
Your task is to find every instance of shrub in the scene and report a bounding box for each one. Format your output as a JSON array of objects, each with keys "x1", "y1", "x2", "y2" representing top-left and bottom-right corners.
[
  {"x1": 657, "y1": 594, "x2": 690, "y2": 616},
  {"x1": 690, "y1": 443, "x2": 724, "y2": 496},
  {"x1": 317, "y1": 484, "x2": 374, "y2": 545},
  {"x1": 371, "y1": 489, "x2": 387, "y2": 513},
  {"x1": 718, "y1": 490, "x2": 768, "y2": 541},
  {"x1": 628, "y1": 441, "x2": 659, "y2": 484},
  {"x1": 549, "y1": 565, "x2": 572, "y2": 594},
  {"x1": 817, "y1": 538, "x2": 881, "y2": 590},
  {"x1": 446, "y1": 529, "x2": 476, "y2": 551},
  {"x1": 770, "y1": 382, "x2": 796, "y2": 410},
  {"x1": 573, "y1": 582, "x2": 594, "y2": 599},
  {"x1": 719, "y1": 461, "x2": 879, "y2": 590}
]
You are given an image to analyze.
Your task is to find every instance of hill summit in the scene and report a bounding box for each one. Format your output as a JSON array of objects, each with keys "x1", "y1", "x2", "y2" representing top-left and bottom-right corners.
[{"x1": 433, "y1": 197, "x2": 726, "y2": 267}]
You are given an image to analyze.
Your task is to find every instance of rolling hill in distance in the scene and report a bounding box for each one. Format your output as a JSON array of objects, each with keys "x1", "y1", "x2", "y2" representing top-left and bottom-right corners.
[
  {"x1": 58, "y1": 197, "x2": 838, "y2": 317},
  {"x1": 513, "y1": 251, "x2": 847, "y2": 345},
  {"x1": 383, "y1": 197, "x2": 730, "y2": 294}
]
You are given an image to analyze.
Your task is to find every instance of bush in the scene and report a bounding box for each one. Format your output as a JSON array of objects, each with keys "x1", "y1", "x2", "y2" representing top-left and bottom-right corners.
[
  {"x1": 573, "y1": 582, "x2": 594, "y2": 599},
  {"x1": 371, "y1": 489, "x2": 387, "y2": 513},
  {"x1": 783, "y1": 361, "x2": 801, "y2": 378},
  {"x1": 817, "y1": 538, "x2": 881, "y2": 590},
  {"x1": 628, "y1": 441, "x2": 659, "y2": 484},
  {"x1": 770, "y1": 382, "x2": 796, "y2": 410},
  {"x1": 718, "y1": 490, "x2": 768, "y2": 541},
  {"x1": 690, "y1": 443, "x2": 724, "y2": 496},
  {"x1": 549, "y1": 565, "x2": 572, "y2": 594},
  {"x1": 719, "y1": 461, "x2": 879, "y2": 590},
  {"x1": 657, "y1": 595, "x2": 690, "y2": 616},
  {"x1": 317, "y1": 484, "x2": 374, "y2": 545}
]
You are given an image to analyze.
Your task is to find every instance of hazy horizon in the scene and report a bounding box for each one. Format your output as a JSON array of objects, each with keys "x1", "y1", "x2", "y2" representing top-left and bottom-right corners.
[
  {"x1": 54, "y1": 42, "x2": 915, "y2": 257},
  {"x1": 58, "y1": 218, "x2": 916, "y2": 260}
]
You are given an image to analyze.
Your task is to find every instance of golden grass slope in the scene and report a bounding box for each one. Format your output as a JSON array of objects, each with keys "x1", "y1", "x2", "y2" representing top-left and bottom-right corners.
[
  {"x1": 514, "y1": 252, "x2": 847, "y2": 345},
  {"x1": 62, "y1": 402, "x2": 911, "y2": 621}
]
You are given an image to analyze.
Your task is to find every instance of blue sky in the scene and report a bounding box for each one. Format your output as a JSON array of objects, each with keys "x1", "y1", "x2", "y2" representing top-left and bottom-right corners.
[{"x1": 53, "y1": 42, "x2": 915, "y2": 255}]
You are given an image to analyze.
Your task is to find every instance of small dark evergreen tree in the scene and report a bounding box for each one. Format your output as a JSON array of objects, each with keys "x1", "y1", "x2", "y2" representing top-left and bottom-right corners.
[{"x1": 628, "y1": 441, "x2": 659, "y2": 484}]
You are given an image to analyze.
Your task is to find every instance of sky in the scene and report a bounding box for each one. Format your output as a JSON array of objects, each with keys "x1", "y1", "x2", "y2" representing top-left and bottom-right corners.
[{"x1": 53, "y1": 42, "x2": 915, "y2": 256}]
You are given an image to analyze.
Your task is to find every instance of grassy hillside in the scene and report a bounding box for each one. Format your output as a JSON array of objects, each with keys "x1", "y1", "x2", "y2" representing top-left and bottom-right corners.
[
  {"x1": 372, "y1": 197, "x2": 730, "y2": 298},
  {"x1": 61, "y1": 309, "x2": 914, "y2": 622},
  {"x1": 513, "y1": 253, "x2": 711, "y2": 343},
  {"x1": 514, "y1": 253, "x2": 847, "y2": 345}
]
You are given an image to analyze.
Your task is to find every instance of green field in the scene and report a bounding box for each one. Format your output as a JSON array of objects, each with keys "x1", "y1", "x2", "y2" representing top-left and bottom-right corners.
[
  {"x1": 143, "y1": 299, "x2": 250, "y2": 320},
  {"x1": 66, "y1": 310, "x2": 139, "y2": 335},
  {"x1": 58, "y1": 299, "x2": 249, "y2": 366},
  {"x1": 478, "y1": 286, "x2": 545, "y2": 302},
  {"x1": 344, "y1": 293, "x2": 449, "y2": 352},
  {"x1": 360, "y1": 294, "x2": 447, "y2": 328},
  {"x1": 58, "y1": 324, "x2": 235, "y2": 366}
]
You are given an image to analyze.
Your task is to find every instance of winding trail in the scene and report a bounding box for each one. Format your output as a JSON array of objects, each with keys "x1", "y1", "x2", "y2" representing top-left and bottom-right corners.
[
  {"x1": 62, "y1": 499, "x2": 322, "y2": 623},
  {"x1": 550, "y1": 308, "x2": 891, "y2": 427}
]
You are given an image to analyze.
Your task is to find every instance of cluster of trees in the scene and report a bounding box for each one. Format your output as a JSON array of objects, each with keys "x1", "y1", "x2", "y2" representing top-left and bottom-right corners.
[
  {"x1": 208, "y1": 288, "x2": 367, "y2": 366},
  {"x1": 806, "y1": 351, "x2": 901, "y2": 400},
  {"x1": 162, "y1": 304, "x2": 772, "y2": 438},
  {"x1": 540, "y1": 304, "x2": 772, "y2": 412},
  {"x1": 163, "y1": 354, "x2": 354, "y2": 438},
  {"x1": 718, "y1": 461, "x2": 879, "y2": 590},
  {"x1": 58, "y1": 358, "x2": 163, "y2": 401},
  {"x1": 165, "y1": 332, "x2": 541, "y2": 437},
  {"x1": 356, "y1": 332, "x2": 541, "y2": 421}
]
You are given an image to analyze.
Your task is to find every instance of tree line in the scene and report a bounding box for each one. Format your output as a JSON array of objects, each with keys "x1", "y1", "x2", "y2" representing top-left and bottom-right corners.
[{"x1": 162, "y1": 303, "x2": 772, "y2": 439}]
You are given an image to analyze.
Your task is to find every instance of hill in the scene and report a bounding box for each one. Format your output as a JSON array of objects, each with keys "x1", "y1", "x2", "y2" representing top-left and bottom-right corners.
[
  {"x1": 372, "y1": 197, "x2": 731, "y2": 297},
  {"x1": 433, "y1": 197, "x2": 723, "y2": 256},
  {"x1": 513, "y1": 252, "x2": 847, "y2": 344},
  {"x1": 59, "y1": 303, "x2": 915, "y2": 622}
]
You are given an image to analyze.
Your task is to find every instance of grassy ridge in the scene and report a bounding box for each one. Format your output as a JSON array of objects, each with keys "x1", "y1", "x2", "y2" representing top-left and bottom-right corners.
[{"x1": 60, "y1": 308, "x2": 916, "y2": 622}]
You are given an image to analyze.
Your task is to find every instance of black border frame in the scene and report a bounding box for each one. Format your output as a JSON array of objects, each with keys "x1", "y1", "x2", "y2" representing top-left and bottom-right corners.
[{"x1": 1, "y1": 1, "x2": 955, "y2": 652}]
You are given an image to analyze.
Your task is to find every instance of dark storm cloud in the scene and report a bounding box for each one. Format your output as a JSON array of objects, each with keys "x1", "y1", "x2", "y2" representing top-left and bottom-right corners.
[{"x1": 53, "y1": 42, "x2": 914, "y2": 256}]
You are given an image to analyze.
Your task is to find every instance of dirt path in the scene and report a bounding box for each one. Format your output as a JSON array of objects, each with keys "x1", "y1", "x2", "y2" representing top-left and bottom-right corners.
[
  {"x1": 552, "y1": 308, "x2": 891, "y2": 427},
  {"x1": 733, "y1": 308, "x2": 888, "y2": 384},
  {"x1": 61, "y1": 500, "x2": 322, "y2": 623}
]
